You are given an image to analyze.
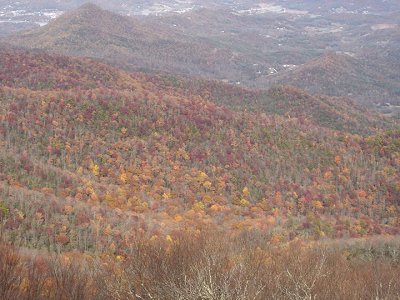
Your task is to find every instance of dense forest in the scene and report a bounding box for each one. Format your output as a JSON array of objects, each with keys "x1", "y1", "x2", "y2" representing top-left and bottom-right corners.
[{"x1": 0, "y1": 46, "x2": 399, "y2": 298}]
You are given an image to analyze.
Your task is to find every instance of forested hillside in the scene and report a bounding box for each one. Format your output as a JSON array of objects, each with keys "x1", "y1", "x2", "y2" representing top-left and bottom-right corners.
[
  {"x1": 1, "y1": 0, "x2": 400, "y2": 297},
  {"x1": 1, "y1": 49, "x2": 399, "y2": 249},
  {"x1": 6, "y1": 4, "x2": 250, "y2": 80},
  {"x1": 0, "y1": 48, "x2": 399, "y2": 299}
]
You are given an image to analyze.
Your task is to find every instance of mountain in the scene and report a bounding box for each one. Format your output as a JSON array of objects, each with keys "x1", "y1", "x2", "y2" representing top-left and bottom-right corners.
[
  {"x1": 1, "y1": 49, "x2": 399, "y2": 257},
  {"x1": 1, "y1": 39, "x2": 400, "y2": 299},
  {"x1": 8, "y1": 4, "x2": 392, "y2": 132},
  {"x1": 4, "y1": 3, "x2": 400, "y2": 111},
  {"x1": 1, "y1": 0, "x2": 398, "y2": 14},
  {"x1": 261, "y1": 52, "x2": 400, "y2": 106},
  {"x1": 1, "y1": 3, "x2": 400, "y2": 298},
  {"x1": 150, "y1": 74, "x2": 393, "y2": 135},
  {"x1": 5, "y1": 3, "x2": 253, "y2": 81}
]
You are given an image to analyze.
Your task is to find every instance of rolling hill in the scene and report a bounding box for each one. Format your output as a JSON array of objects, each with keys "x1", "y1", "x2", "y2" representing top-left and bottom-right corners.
[
  {"x1": 0, "y1": 49, "x2": 399, "y2": 256},
  {"x1": 1, "y1": 2, "x2": 400, "y2": 298},
  {"x1": 261, "y1": 52, "x2": 400, "y2": 106},
  {"x1": 149, "y1": 74, "x2": 393, "y2": 135}
]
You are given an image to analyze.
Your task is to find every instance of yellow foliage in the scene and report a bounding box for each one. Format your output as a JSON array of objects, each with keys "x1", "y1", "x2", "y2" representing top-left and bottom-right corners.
[
  {"x1": 263, "y1": 256, "x2": 273, "y2": 266},
  {"x1": 353, "y1": 224, "x2": 363, "y2": 234},
  {"x1": 266, "y1": 215, "x2": 276, "y2": 226},
  {"x1": 270, "y1": 234, "x2": 283, "y2": 244},
  {"x1": 198, "y1": 171, "x2": 208, "y2": 182},
  {"x1": 63, "y1": 205, "x2": 74, "y2": 214},
  {"x1": 239, "y1": 199, "x2": 250, "y2": 207},
  {"x1": 90, "y1": 192, "x2": 98, "y2": 202},
  {"x1": 324, "y1": 171, "x2": 333, "y2": 179},
  {"x1": 312, "y1": 200, "x2": 323, "y2": 210},
  {"x1": 85, "y1": 185, "x2": 94, "y2": 195},
  {"x1": 91, "y1": 163, "x2": 99, "y2": 176},
  {"x1": 233, "y1": 221, "x2": 251, "y2": 230},
  {"x1": 203, "y1": 181, "x2": 212, "y2": 189},
  {"x1": 395, "y1": 181, "x2": 400, "y2": 193},
  {"x1": 272, "y1": 208, "x2": 280, "y2": 216},
  {"x1": 177, "y1": 148, "x2": 190, "y2": 160},
  {"x1": 316, "y1": 229, "x2": 325, "y2": 238},
  {"x1": 202, "y1": 194, "x2": 213, "y2": 204},
  {"x1": 60, "y1": 255, "x2": 71, "y2": 266},
  {"x1": 257, "y1": 199, "x2": 270, "y2": 211},
  {"x1": 116, "y1": 255, "x2": 124, "y2": 261},
  {"x1": 387, "y1": 205, "x2": 397, "y2": 215},
  {"x1": 339, "y1": 175, "x2": 348, "y2": 183},
  {"x1": 127, "y1": 196, "x2": 140, "y2": 207},
  {"x1": 120, "y1": 127, "x2": 128, "y2": 134},
  {"x1": 174, "y1": 214, "x2": 183, "y2": 222},
  {"x1": 192, "y1": 202, "x2": 205, "y2": 212},
  {"x1": 162, "y1": 192, "x2": 171, "y2": 199},
  {"x1": 250, "y1": 206, "x2": 262, "y2": 213},
  {"x1": 104, "y1": 193, "x2": 114, "y2": 205},
  {"x1": 166, "y1": 235, "x2": 173, "y2": 243},
  {"x1": 119, "y1": 172, "x2": 128, "y2": 184},
  {"x1": 117, "y1": 187, "x2": 126, "y2": 198},
  {"x1": 77, "y1": 166, "x2": 84, "y2": 175},
  {"x1": 242, "y1": 187, "x2": 250, "y2": 197},
  {"x1": 210, "y1": 204, "x2": 220, "y2": 212},
  {"x1": 104, "y1": 224, "x2": 112, "y2": 236}
]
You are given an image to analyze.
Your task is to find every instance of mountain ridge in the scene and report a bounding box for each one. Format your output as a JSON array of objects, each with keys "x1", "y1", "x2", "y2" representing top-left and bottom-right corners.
[
  {"x1": 1, "y1": 49, "x2": 398, "y2": 247},
  {"x1": 261, "y1": 51, "x2": 400, "y2": 106},
  {"x1": 5, "y1": 3, "x2": 250, "y2": 81},
  {"x1": 5, "y1": 3, "x2": 400, "y2": 109}
]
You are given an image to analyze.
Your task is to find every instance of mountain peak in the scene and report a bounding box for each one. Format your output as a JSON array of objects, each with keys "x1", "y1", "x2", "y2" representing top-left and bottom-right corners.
[
  {"x1": 56, "y1": 2, "x2": 116, "y2": 25},
  {"x1": 77, "y1": 2, "x2": 103, "y2": 12}
]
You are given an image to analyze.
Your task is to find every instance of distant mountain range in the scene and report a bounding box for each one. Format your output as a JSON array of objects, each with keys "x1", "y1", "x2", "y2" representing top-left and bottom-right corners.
[
  {"x1": 4, "y1": 2, "x2": 400, "y2": 109},
  {"x1": 261, "y1": 52, "x2": 400, "y2": 106},
  {"x1": 5, "y1": 4, "x2": 257, "y2": 82},
  {"x1": 1, "y1": 0, "x2": 399, "y2": 14}
]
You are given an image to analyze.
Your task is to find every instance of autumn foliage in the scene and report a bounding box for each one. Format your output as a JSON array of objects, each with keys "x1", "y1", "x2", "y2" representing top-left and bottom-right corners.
[{"x1": 0, "y1": 49, "x2": 399, "y2": 297}]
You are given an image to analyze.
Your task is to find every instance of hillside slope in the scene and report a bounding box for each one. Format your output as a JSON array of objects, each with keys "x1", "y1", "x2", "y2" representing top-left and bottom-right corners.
[
  {"x1": 262, "y1": 52, "x2": 400, "y2": 106},
  {"x1": 1, "y1": 49, "x2": 399, "y2": 255},
  {"x1": 6, "y1": 3, "x2": 251, "y2": 80},
  {"x1": 149, "y1": 74, "x2": 393, "y2": 135}
]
